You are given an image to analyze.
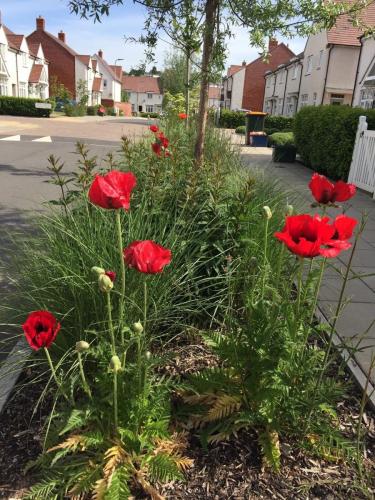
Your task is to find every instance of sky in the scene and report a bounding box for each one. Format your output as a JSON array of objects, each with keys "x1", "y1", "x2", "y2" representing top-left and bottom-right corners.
[{"x1": 1, "y1": 0, "x2": 306, "y2": 72}]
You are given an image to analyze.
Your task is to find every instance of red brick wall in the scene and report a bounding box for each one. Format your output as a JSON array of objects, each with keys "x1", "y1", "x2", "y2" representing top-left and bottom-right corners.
[
  {"x1": 26, "y1": 31, "x2": 76, "y2": 98},
  {"x1": 242, "y1": 44, "x2": 295, "y2": 111},
  {"x1": 116, "y1": 102, "x2": 132, "y2": 116}
]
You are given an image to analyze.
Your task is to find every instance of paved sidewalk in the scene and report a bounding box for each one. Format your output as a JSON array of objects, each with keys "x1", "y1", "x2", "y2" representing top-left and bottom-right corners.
[{"x1": 240, "y1": 145, "x2": 375, "y2": 396}]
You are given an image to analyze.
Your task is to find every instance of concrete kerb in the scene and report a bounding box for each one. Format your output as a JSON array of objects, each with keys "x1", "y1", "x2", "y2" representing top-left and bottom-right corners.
[{"x1": 0, "y1": 338, "x2": 29, "y2": 415}]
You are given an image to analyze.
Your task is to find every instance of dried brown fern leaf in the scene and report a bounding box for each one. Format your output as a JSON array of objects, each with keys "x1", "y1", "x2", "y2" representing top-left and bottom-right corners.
[
  {"x1": 203, "y1": 394, "x2": 242, "y2": 422},
  {"x1": 135, "y1": 470, "x2": 165, "y2": 500},
  {"x1": 47, "y1": 434, "x2": 87, "y2": 453}
]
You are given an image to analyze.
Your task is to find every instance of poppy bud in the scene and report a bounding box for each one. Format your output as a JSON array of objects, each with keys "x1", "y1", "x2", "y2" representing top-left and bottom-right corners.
[
  {"x1": 145, "y1": 351, "x2": 152, "y2": 360},
  {"x1": 286, "y1": 204, "x2": 294, "y2": 216},
  {"x1": 109, "y1": 355, "x2": 122, "y2": 373},
  {"x1": 98, "y1": 274, "x2": 114, "y2": 293},
  {"x1": 133, "y1": 321, "x2": 143, "y2": 334},
  {"x1": 92, "y1": 266, "x2": 105, "y2": 275},
  {"x1": 76, "y1": 340, "x2": 90, "y2": 352},
  {"x1": 262, "y1": 206, "x2": 272, "y2": 219},
  {"x1": 249, "y1": 256, "x2": 258, "y2": 269}
]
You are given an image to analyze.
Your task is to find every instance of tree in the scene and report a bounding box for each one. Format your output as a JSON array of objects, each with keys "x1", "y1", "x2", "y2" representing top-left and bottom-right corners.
[
  {"x1": 160, "y1": 50, "x2": 199, "y2": 96},
  {"x1": 69, "y1": 0, "x2": 375, "y2": 165}
]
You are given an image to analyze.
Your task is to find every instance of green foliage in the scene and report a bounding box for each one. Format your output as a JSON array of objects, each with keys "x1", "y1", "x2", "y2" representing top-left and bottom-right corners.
[
  {"x1": 160, "y1": 51, "x2": 200, "y2": 96},
  {"x1": 50, "y1": 75, "x2": 72, "y2": 102},
  {"x1": 0, "y1": 96, "x2": 52, "y2": 117},
  {"x1": 219, "y1": 109, "x2": 245, "y2": 129},
  {"x1": 235, "y1": 125, "x2": 246, "y2": 135},
  {"x1": 294, "y1": 105, "x2": 375, "y2": 180},
  {"x1": 87, "y1": 105, "x2": 100, "y2": 115},
  {"x1": 64, "y1": 103, "x2": 87, "y2": 117},
  {"x1": 264, "y1": 115, "x2": 294, "y2": 135},
  {"x1": 139, "y1": 111, "x2": 160, "y2": 118},
  {"x1": 268, "y1": 131, "x2": 295, "y2": 147},
  {"x1": 121, "y1": 90, "x2": 129, "y2": 102}
]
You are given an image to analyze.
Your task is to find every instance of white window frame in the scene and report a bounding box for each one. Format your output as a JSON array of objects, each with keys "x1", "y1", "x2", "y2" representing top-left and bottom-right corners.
[
  {"x1": 300, "y1": 94, "x2": 309, "y2": 108},
  {"x1": 360, "y1": 87, "x2": 375, "y2": 109},
  {"x1": 19, "y1": 82, "x2": 27, "y2": 98},
  {"x1": 22, "y1": 52, "x2": 28, "y2": 68},
  {"x1": 147, "y1": 93, "x2": 153, "y2": 99},
  {"x1": 146, "y1": 104, "x2": 154, "y2": 113},
  {"x1": 317, "y1": 50, "x2": 323, "y2": 69},
  {"x1": 306, "y1": 55, "x2": 313, "y2": 75},
  {"x1": 330, "y1": 93, "x2": 345, "y2": 105},
  {"x1": 0, "y1": 76, "x2": 8, "y2": 95},
  {"x1": 277, "y1": 98, "x2": 283, "y2": 114}
]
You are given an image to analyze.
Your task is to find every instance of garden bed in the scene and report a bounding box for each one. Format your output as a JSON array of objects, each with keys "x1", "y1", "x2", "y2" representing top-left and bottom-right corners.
[{"x1": 0, "y1": 340, "x2": 374, "y2": 499}]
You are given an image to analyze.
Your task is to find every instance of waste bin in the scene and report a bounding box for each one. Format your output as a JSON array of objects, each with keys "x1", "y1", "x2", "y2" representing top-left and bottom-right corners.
[{"x1": 246, "y1": 111, "x2": 267, "y2": 146}]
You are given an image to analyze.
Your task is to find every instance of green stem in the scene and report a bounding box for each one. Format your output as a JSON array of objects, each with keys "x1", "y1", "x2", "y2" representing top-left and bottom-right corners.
[
  {"x1": 77, "y1": 352, "x2": 92, "y2": 399},
  {"x1": 107, "y1": 292, "x2": 116, "y2": 356},
  {"x1": 143, "y1": 281, "x2": 148, "y2": 338},
  {"x1": 116, "y1": 210, "x2": 126, "y2": 335},
  {"x1": 275, "y1": 243, "x2": 285, "y2": 286},
  {"x1": 309, "y1": 257, "x2": 326, "y2": 324},
  {"x1": 44, "y1": 348, "x2": 68, "y2": 401},
  {"x1": 296, "y1": 257, "x2": 304, "y2": 319},
  {"x1": 262, "y1": 218, "x2": 269, "y2": 298},
  {"x1": 113, "y1": 371, "x2": 118, "y2": 433}
]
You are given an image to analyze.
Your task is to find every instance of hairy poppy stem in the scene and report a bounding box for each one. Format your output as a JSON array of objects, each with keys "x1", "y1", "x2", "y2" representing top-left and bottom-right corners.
[
  {"x1": 296, "y1": 258, "x2": 304, "y2": 319},
  {"x1": 309, "y1": 257, "x2": 326, "y2": 324},
  {"x1": 77, "y1": 351, "x2": 92, "y2": 399},
  {"x1": 115, "y1": 210, "x2": 126, "y2": 338},
  {"x1": 262, "y1": 218, "x2": 269, "y2": 298},
  {"x1": 113, "y1": 371, "x2": 119, "y2": 432},
  {"x1": 44, "y1": 348, "x2": 68, "y2": 401},
  {"x1": 106, "y1": 293, "x2": 116, "y2": 356}
]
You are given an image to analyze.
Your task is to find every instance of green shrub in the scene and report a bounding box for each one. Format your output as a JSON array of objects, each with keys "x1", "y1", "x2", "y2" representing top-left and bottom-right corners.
[
  {"x1": 87, "y1": 105, "x2": 100, "y2": 116},
  {"x1": 264, "y1": 115, "x2": 294, "y2": 135},
  {"x1": 105, "y1": 106, "x2": 117, "y2": 116},
  {"x1": 140, "y1": 111, "x2": 160, "y2": 118},
  {"x1": 294, "y1": 105, "x2": 375, "y2": 180},
  {"x1": 0, "y1": 96, "x2": 52, "y2": 117},
  {"x1": 268, "y1": 131, "x2": 295, "y2": 147},
  {"x1": 235, "y1": 125, "x2": 246, "y2": 135},
  {"x1": 64, "y1": 103, "x2": 87, "y2": 117},
  {"x1": 219, "y1": 109, "x2": 245, "y2": 128}
]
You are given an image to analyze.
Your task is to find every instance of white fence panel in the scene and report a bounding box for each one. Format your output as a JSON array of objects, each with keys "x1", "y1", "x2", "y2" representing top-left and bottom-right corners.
[{"x1": 348, "y1": 116, "x2": 375, "y2": 198}]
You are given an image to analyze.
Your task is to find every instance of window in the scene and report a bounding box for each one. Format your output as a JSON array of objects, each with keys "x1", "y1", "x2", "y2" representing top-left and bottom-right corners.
[
  {"x1": 330, "y1": 93, "x2": 345, "y2": 105},
  {"x1": 22, "y1": 52, "x2": 28, "y2": 67},
  {"x1": 147, "y1": 93, "x2": 153, "y2": 99},
  {"x1": 0, "y1": 76, "x2": 8, "y2": 95},
  {"x1": 292, "y1": 64, "x2": 298, "y2": 80},
  {"x1": 360, "y1": 87, "x2": 375, "y2": 109},
  {"x1": 286, "y1": 96, "x2": 297, "y2": 116},
  {"x1": 146, "y1": 105, "x2": 154, "y2": 113},
  {"x1": 306, "y1": 55, "x2": 313, "y2": 74},
  {"x1": 127, "y1": 92, "x2": 131, "y2": 98},
  {"x1": 277, "y1": 98, "x2": 283, "y2": 114},
  {"x1": 131, "y1": 103, "x2": 136, "y2": 112},
  {"x1": 300, "y1": 94, "x2": 309, "y2": 107},
  {"x1": 313, "y1": 92, "x2": 317, "y2": 106},
  {"x1": 279, "y1": 70, "x2": 284, "y2": 84},
  {"x1": 103, "y1": 79, "x2": 107, "y2": 88},
  {"x1": 317, "y1": 50, "x2": 323, "y2": 69},
  {"x1": 19, "y1": 82, "x2": 27, "y2": 97}
]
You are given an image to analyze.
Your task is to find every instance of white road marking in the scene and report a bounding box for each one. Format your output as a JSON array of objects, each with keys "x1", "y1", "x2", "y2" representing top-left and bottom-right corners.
[
  {"x1": 0, "y1": 135, "x2": 21, "y2": 141},
  {"x1": 32, "y1": 136, "x2": 52, "y2": 142}
]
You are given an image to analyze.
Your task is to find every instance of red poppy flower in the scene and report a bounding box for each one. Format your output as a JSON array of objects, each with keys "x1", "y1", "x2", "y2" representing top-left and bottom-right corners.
[
  {"x1": 275, "y1": 214, "x2": 335, "y2": 258},
  {"x1": 105, "y1": 270, "x2": 116, "y2": 282},
  {"x1": 88, "y1": 170, "x2": 137, "y2": 210},
  {"x1": 150, "y1": 125, "x2": 159, "y2": 133},
  {"x1": 23, "y1": 311, "x2": 61, "y2": 351},
  {"x1": 309, "y1": 173, "x2": 356, "y2": 205},
  {"x1": 123, "y1": 240, "x2": 172, "y2": 274},
  {"x1": 157, "y1": 132, "x2": 169, "y2": 149},
  {"x1": 178, "y1": 113, "x2": 187, "y2": 120},
  {"x1": 151, "y1": 142, "x2": 161, "y2": 156},
  {"x1": 320, "y1": 215, "x2": 357, "y2": 258}
]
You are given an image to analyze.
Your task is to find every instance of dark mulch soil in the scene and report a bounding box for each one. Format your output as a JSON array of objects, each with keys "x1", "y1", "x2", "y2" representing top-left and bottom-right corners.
[{"x1": 0, "y1": 338, "x2": 374, "y2": 499}]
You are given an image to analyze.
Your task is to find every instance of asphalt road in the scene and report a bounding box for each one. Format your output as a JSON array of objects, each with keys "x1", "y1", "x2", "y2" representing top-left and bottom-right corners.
[{"x1": 0, "y1": 137, "x2": 121, "y2": 360}]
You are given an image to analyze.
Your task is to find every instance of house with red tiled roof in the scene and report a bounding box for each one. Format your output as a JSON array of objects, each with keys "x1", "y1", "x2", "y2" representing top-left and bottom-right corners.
[
  {"x1": 297, "y1": 1, "x2": 375, "y2": 109},
  {"x1": 122, "y1": 75, "x2": 162, "y2": 113},
  {"x1": 27, "y1": 17, "x2": 102, "y2": 105},
  {"x1": 222, "y1": 61, "x2": 246, "y2": 109},
  {"x1": 92, "y1": 50, "x2": 123, "y2": 109},
  {"x1": 0, "y1": 20, "x2": 49, "y2": 99},
  {"x1": 208, "y1": 84, "x2": 221, "y2": 108}
]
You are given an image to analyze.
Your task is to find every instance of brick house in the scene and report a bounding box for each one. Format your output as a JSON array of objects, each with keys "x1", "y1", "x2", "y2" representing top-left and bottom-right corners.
[
  {"x1": 122, "y1": 75, "x2": 162, "y2": 113},
  {"x1": 242, "y1": 40, "x2": 295, "y2": 111},
  {"x1": 27, "y1": 17, "x2": 102, "y2": 105},
  {"x1": 0, "y1": 22, "x2": 49, "y2": 99}
]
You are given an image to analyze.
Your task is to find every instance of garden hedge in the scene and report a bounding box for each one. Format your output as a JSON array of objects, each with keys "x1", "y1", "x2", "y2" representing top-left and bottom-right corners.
[
  {"x1": 219, "y1": 110, "x2": 294, "y2": 135},
  {"x1": 294, "y1": 105, "x2": 375, "y2": 180},
  {"x1": 0, "y1": 96, "x2": 52, "y2": 117},
  {"x1": 219, "y1": 109, "x2": 245, "y2": 128}
]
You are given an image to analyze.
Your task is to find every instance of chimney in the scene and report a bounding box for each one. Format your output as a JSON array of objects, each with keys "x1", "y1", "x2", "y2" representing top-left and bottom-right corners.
[
  {"x1": 58, "y1": 30, "x2": 66, "y2": 43},
  {"x1": 36, "y1": 16, "x2": 45, "y2": 31},
  {"x1": 242, "y1": 60, "x2": 246, "y2": 66},
  {"x1": 98, "y1": 49, "x2": 103, "y2": 58},
  {"x1": 269, "y1": 38, "x2": 278, "y2": 51}
]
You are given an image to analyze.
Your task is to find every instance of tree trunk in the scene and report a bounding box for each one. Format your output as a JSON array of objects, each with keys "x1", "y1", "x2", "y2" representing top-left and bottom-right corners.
[
  {"x1": 194, "y1": 0, "x2": 219, "y2": 166},
  {"x1": 185, "y1": 51, "x2": 191, "y2": 126}
]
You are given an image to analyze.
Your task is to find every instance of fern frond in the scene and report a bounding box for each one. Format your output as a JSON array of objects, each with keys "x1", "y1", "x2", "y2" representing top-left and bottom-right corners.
[
  {"x1": 181, "y1": 391, "x2": 217, "y2": 406},
  {"x1": 59, "y1": 408, "x2": 90, "y2": 435},
  {"x1": 104, "y1": 467, "x2": 131, "y2": 500},
  {"x1": 173, "y1": 455, "x2": 194, "y2": 472},
  {"x1": 23, "y1": 478, "x2": 59, "y2": 499},
  {"x1": 48, "y1": 434, "x2": 86, "y2": 453},
  {"x1": 92, "y1": 478, "x2": 107, "y2": 500},
  {"x1": 103, "y1": 445, "x2": 130, "y2": 482},
  {"x1": 147, "y1": 452, "x2": 184, "y2": 483},
  {"x1": 135, "y1": 470, "x2": 165, "y2": 500},
  {"x1": 204, "y1": 394, "x2": 242, "y2": 422},
  {"x1": 259, "y1": 428, "x2": 281, "y2": 471},
  {"x1": 68, "y1": 463, "x2": 102, "y2": 496}
]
